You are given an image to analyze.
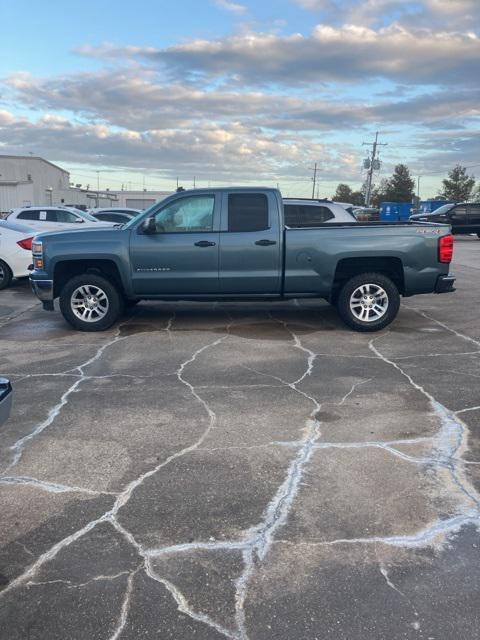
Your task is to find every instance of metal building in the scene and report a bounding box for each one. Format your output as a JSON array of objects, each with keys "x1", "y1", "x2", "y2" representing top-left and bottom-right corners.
[{"x1": 0, "y1": 155, "x2": 72, "y2": 213}]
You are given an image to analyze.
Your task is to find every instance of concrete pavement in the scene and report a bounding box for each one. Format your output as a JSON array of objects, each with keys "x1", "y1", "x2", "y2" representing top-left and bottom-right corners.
[{"x1": 0, "y1": 237, "x2": 479, "y2": 639}]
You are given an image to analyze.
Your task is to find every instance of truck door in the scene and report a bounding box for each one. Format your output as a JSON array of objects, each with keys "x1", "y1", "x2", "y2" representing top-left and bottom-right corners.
[
  {"x1": 129, "y1": 193, "x2": 220, "y2": 295},
  {"x1": 219, "y1": 191, "x2": 281, "y2": 293},
  {"x1": 466, "y1": 204, "x2": 480, "y2": 232},
  {"x1": 448, "y1": 205, "x2": 468, "y2": 233}
]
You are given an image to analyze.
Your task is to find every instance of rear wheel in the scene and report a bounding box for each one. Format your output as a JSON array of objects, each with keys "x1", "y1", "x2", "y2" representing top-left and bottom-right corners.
[
  {"x1": 336, "y1": 272, "x2": 400, "y2": 332},
  {"x1": 0, "y1": 260, "x2": 13, "y2": 290},
  {"x1": 59, "y1": 273, "x2": 124, "y2": 331}
]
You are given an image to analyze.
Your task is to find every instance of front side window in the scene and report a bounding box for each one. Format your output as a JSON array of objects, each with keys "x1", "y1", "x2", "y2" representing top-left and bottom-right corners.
[
  {"x1": 49, "y1": 210, "x2": 79, "y2": 223},
  {"x1": 17, "y1": 210, "x2": 40, "y2": 221},
  {"x1": 153, "y1": 195, "x2": 215, "y2": 233},
  {"x1": 228, "y1": 193, "x2": 269, "y2": 232}
]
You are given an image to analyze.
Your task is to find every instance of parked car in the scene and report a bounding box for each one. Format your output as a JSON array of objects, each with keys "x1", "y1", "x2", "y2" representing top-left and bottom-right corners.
[
  {"x1": 0, "y1": 220, "x2": 35, "y2": 289},
  {"x1": 30, "y1": 187, "x2": 455, "y2": 333},
  {"x1": 90, "y1": 209, "x2": 138, "y2": 224},
  {"x1": 410, "y1": 202, "x2": 480, "y2": 237},
  {"x1": 0, "y1": 378, "x2": 13, "y2": 426},
  {"x1": 353, "y1": 207, "x2": 380, "y2": 221},
  {"x1": 89, "y1": 207, "x2": 140, "y2": 216},
  {"x1": 7, "y1": 206, "x2": 116, "y2": 233},
  {"x1": 283, "y1": 199, "x2": 357, "y2": 225}
]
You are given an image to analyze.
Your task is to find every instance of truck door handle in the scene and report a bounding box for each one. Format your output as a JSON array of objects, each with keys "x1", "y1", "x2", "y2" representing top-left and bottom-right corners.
[
  {"x1": 255, "y1": 239, "x2": 276, "y2": 246},
  {"x1": 194, "y1": 240, "x2": 216, "y2": 247}
]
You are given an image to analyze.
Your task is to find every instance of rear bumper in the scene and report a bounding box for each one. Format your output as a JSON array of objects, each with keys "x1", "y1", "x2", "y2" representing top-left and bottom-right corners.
[
  {"x1": 0, "y1": 378, "x2": 13, "y2": 427},
  {"x1": 435, "y1": 274, "x2": 456, "y2": 293},
  {"x1": 30, "y1": 277, "x2": 55, "y2": 310}
]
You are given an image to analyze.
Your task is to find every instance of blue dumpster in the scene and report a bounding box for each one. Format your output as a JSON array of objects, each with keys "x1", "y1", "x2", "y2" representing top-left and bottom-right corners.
[
  {"x1": 419, "y1": 200, "x2": 453, "y2": 214},
  {"x1": 380, "y1": 202, "x2": 414, "y2": 221}
]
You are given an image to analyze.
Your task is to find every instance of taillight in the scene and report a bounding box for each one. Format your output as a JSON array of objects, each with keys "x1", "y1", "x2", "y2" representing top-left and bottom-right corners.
[
  {"x1": 17, "y1": 237, "x2": 33, "y2": 251},
  {"x1": 439, "y1": 234, "x2": 454, "y2": 263}
]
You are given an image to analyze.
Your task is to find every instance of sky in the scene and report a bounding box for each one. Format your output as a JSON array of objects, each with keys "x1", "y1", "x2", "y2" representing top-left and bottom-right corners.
[{"x1": 0, "y1": 0, "x2": 479, "y2": 198}]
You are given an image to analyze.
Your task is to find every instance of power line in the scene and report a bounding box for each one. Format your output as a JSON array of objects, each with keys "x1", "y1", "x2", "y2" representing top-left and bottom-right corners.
[
  {"x1": 362, "y1": 131, "x2": 387, "y2": 207},
  {"x1": 310, "y1": 162, "x2": 318, "y2": 199}
]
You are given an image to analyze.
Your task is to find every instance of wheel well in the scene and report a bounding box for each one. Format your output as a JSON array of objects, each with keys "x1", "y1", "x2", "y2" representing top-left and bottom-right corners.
[
  {"x1": 53, "y1": 260, "x2": 124, "y2": 297},
  {"x1": 332, "y1": 257, "x2": 405, "y2": 302}
]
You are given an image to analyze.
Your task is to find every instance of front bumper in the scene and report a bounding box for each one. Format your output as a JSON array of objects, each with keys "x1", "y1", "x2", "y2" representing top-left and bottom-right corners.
[
  {"x1": 0, "y1": 378, "x2": 13, "y2": 427},
  {"x1": 435, "y1": 275, "x2": 456, "y2": 293},
  {"x1": 30, "y1": 277, "x2": 55, "y2": 310}
]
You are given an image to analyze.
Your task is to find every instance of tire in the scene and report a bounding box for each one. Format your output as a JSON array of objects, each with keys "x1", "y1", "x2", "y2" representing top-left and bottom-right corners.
[
  {"x1": 59, "y1": 273, "x2": 124, "y2": 331},
  {"x1": 0, "y1": 260, "x2": 13, "y2": 290},
  {"x1": 477, "y1": 233, "x2": 480, "y2": 239},
  {"x1": 336, "y1": 272, "x2": 400, "y2": 332}
]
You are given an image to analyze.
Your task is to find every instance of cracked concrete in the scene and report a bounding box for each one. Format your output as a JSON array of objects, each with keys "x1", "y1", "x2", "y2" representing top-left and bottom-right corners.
[{"x1": 1, "y1": 238, "x2": 480, "y2": 639}]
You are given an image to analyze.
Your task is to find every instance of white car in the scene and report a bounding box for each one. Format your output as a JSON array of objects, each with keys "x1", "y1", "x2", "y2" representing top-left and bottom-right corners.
[
  {"x1": 7, "y1": 206, "x2": 116, "y2": 232},
  {"x1": 0, "y1": 220, "x2": 35, "y2": 289},
  {"x1": 283, "y1": 198, "x2": 357, "y2": 226}
]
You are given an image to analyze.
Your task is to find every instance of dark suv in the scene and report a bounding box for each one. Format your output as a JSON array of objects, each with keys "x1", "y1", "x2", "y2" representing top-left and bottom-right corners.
[{"x1": 410, "y1": 202, "x2": 480, "y2": 237}]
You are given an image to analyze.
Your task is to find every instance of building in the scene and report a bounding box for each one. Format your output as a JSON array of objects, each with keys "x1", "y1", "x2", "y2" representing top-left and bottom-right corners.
[
  {"x1": 0, "y1": 154, "x2": 172, "y2": 214},
  {"x1": 105, "y1": 189, "x2": 172, "y2": 210},
  {"x1": 0, "y1": 155, "x2": 72, "y2": 213}
]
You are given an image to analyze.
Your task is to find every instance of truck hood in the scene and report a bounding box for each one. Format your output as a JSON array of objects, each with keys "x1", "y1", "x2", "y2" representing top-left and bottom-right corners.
[{"x1": 34, "y1": 226, "x2": 126, "y2": 244}]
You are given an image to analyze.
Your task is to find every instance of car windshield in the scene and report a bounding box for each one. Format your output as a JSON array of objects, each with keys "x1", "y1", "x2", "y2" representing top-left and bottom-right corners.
[
  {"x1": 426, "y1": 204, "x2": 455, "y2": 215},
  {"x1": 73, "y1": 209, "x2": 100, "y2": 222}
]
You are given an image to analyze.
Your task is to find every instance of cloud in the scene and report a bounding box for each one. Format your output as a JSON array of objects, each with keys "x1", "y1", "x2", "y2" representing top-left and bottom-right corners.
[
  {"x1": 0, "y1": 111, "x2": 344, "y2": 182},
  {"x1": 77, "y1": 24, "x2": 480, "y2": 88},
  {"x1": 214, "y1": 0, "x2": 247, "y2": 14},
  {"x1": 295, "y1": 0, "x2": 480, "y2": 29}
]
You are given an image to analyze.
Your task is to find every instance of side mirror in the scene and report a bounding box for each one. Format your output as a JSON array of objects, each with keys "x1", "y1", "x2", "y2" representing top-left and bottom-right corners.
[
  {"x1": 142, "y1": 217, "x2": 157, "y2": 234},
  {"x1": 75, "y1": 218, "x2": 84, "y2": 223}
]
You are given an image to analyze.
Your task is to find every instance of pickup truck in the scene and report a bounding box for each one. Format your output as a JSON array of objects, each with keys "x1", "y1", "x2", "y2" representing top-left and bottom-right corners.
[
  {"x1": 410, "y1": 202, "x2": 480, "y2": 237},
  {"x1": 29, "y1": 187, "x2": 455, "y2": 332}
]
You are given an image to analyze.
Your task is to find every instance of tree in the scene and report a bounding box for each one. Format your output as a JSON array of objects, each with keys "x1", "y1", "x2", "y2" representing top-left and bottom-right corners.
[
  {"x1": 382, "y1": 164, "x2": 415, "y2": 202},
  {"x1": 440, "y1": 165, "x2": 475, "y2": 202},
  {"x1": 333, "y1": 183, "x2": 353, "y2": 202},
  {"x1": 332, "y1": 184, "x2": 365, "y2": 206}
]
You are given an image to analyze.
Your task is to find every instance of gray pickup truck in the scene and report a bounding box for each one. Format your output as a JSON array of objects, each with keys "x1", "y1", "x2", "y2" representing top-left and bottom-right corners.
[{"x1": 30, "y1": 187, "x2": 455, "y2": 332}]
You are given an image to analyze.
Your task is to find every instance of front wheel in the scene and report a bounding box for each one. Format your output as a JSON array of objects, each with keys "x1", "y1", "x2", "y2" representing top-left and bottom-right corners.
[
  {"x1": 59, "y1": 274, "x2": 124, "y2": 331},
  {"x1": 336, "y1": 272, "x2": 400, "y2": 332},
  {"x1": 0, "y1": 260, "x2": 13, "y2": 290}
]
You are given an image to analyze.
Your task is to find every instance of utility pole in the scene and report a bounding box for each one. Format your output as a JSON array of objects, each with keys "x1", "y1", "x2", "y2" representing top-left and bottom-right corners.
[
  {"x1": 193, "y1": 176, "x2": 196, "y2": 188},
  {"x1": 362, "y1": 132, "x2": 387, "y2": 206},
  {"x1": 311, "y1": 162, "x2": 318, "y2": 199}
]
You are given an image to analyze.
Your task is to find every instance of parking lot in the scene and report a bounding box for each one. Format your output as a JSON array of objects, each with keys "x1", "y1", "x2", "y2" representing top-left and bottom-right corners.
[{"x1": 0, "y1": 237, "x2": 479, "y2": 639}]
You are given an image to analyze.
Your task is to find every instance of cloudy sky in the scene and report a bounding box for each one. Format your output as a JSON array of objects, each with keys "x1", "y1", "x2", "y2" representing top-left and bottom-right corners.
[{"x1": 1, "y1": 0, "x2": 479, "y2": 197}]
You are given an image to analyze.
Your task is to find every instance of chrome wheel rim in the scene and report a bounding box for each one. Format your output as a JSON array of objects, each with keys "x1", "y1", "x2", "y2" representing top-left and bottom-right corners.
[
  {"x1": 71, "y1": 285, "x2": 109, "y2": 322},
  {"x1": 350, "y1": 283, "x2": 389, "y2": 322}
]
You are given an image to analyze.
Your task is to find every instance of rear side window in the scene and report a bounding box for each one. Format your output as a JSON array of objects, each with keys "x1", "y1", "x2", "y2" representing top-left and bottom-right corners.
[
  {"x1": 228, "y1": 194, "x2": 269, "y2": 232},
  {"x1": 17, "y1": 210, "x2": 40, "y2": 221},
  {"x1": 284, "y1": 204, "x2": 334, "y2": 227}
]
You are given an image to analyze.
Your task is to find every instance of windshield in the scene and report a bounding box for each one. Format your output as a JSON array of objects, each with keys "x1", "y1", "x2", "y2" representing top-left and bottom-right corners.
[
  {"x1": 74, "y1": 208, "x2": 100, "y2": 222},
  {"x1": 425, "y1": 203, "x2": 455, "y2": 216}
]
